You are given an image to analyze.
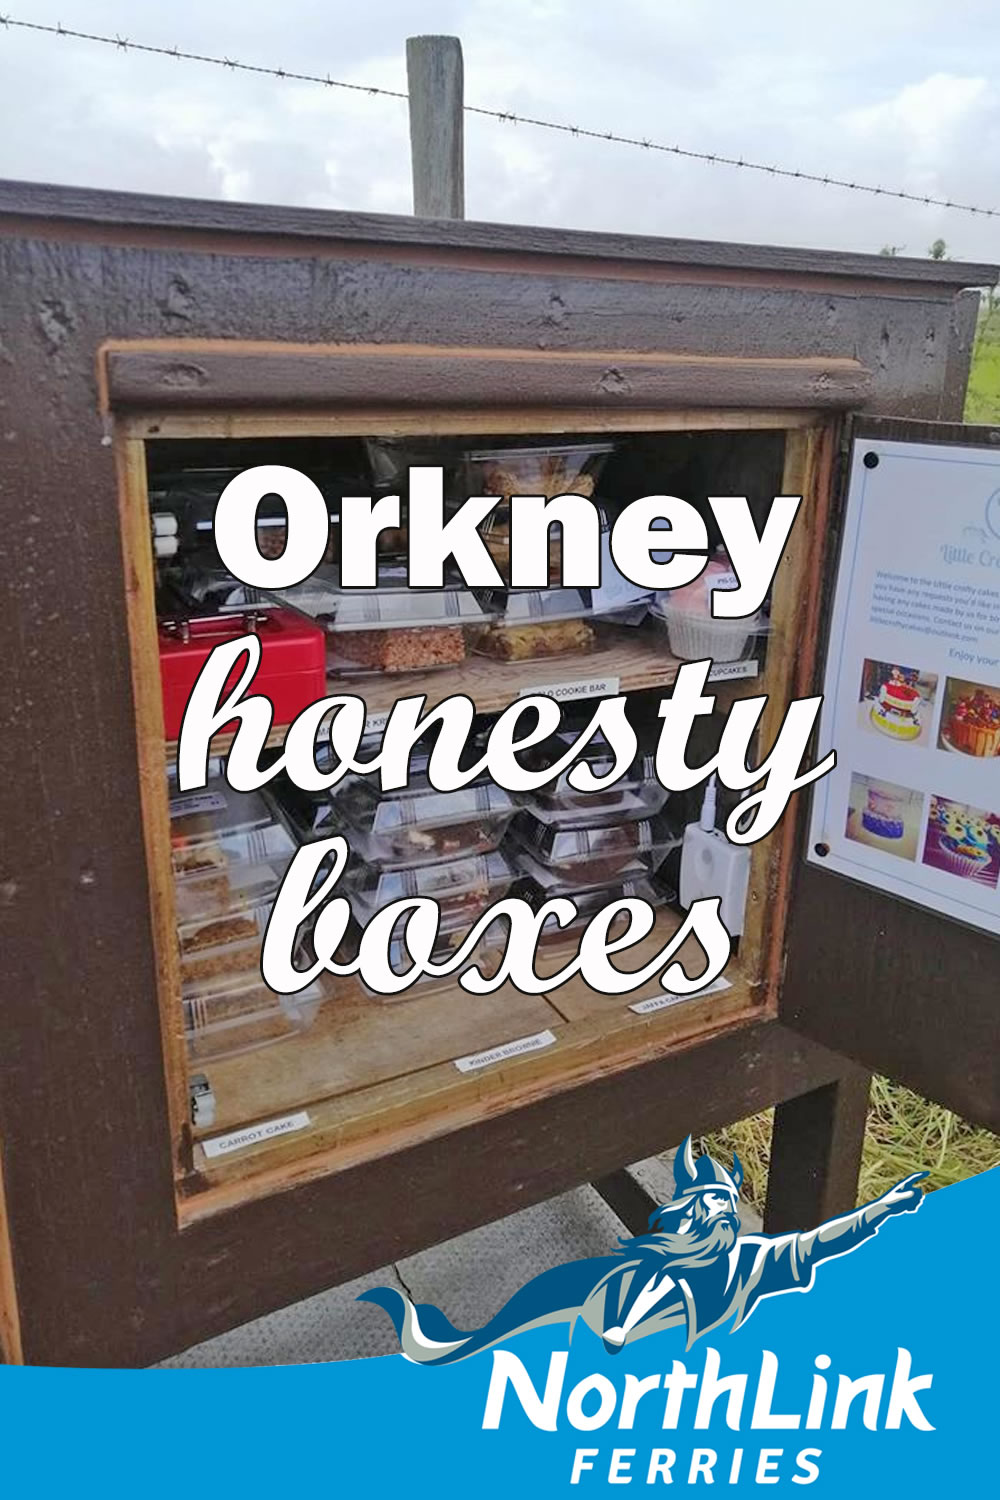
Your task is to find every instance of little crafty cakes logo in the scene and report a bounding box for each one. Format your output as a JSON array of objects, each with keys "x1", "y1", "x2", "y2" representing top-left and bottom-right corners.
[{"x1": 360, "y1": 1137, "x2": 928, "y2": 1362}]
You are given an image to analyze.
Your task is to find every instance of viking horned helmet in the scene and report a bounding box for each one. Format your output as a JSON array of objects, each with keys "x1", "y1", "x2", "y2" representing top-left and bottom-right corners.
[{"x1": 672, "y1": 1135, "x2": 744, "y2": 1204}]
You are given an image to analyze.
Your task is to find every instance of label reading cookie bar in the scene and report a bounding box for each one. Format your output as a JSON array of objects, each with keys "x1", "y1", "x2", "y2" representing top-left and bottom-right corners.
[{"x1": 519, "y1": 675, "x2": 620, "y2": 704}]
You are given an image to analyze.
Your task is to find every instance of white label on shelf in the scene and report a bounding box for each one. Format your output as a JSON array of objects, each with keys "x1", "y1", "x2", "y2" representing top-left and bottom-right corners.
[
  {"x1": 364, "y1": 711, "x2": 390, "y2": 738},
  {"x1": 629, "y1": 976, "x2": 732, "y2": 1015},
  {"x1": 169, "y1": 790, "x2": 227, "y2": 819},
  {"x1": 519, "y1": 675, "x2": 620, "y2": 704},
  {"x1": 201, "y1": 1111, "x2": 311, "y2": 1159},
  {"x1": 453, "y1": 1029, "x2": 557, "y2": 1074},
  {"x1": 707, "y1": 659, "x2": 759, "y2": 683}
]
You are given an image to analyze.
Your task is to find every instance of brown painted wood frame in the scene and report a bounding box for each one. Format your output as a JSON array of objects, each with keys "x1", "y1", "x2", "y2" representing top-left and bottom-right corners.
[
  {"x1": 4, "y1": 366, "x2": 854, "y2": 1367},
  {"x1": 2, "y1": 182, "x2": 988, "y2": 1367},
  {"x1": 109, "y1": 383, "x2": 831, "y2": 1220}
]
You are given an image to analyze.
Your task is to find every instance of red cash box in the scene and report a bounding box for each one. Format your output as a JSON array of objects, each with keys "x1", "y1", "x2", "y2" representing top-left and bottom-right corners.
[{"x1": 159, "y1": 609, "x2": 326, "y2": 739}]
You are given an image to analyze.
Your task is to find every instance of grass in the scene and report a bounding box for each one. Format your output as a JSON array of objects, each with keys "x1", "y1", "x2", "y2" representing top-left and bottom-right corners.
[
  {"x1": 703, "y1": 1077, "x2": 999, "y2": 1218},
  {"x1": 965, "y1": 302, "x2": 1000, "y2": 423}
]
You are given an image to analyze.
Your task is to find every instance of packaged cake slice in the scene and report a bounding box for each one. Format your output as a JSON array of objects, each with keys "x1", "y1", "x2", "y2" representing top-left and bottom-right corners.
[{"x1": 183, "y1": 974, "x2": 325, "y2": 1062}]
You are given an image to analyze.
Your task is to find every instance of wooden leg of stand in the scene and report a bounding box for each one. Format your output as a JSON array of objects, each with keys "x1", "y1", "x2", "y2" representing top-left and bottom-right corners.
[
  {"x1": 764, "y1": 1070, "x2": 872, "y2": 1234},
  {"x1": 592, "y1": 1169, "x2": 661, "y2": 1235}
]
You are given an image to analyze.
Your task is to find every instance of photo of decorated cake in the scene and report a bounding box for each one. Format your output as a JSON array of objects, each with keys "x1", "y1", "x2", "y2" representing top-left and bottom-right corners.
[
  {"x1": 922, "y1": 795, "x2": 1000, "y2": 888},
  {"x1": 939, "y1": 681, "x2": 1000, "y2": 758},
  {"x1": 861, "y1": 785, "x2": 907, "y2": 839},
  {"x1": 845, "y1": 773, "x2": 923, "y2": 862},
  {"x1": 870, "y1": 668, "x2": 923, "y2": 740},
  {"x1": 858, "y1": 660, "x2": 936, "y2": 747}
]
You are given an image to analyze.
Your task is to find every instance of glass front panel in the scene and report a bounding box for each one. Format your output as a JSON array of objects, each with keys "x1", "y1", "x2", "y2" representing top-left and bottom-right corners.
[{"x1": 144, "y1": 426, "x2": 789, "y2": 1195}]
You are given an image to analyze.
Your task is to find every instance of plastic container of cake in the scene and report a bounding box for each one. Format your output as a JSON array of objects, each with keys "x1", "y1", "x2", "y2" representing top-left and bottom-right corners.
[
  {"x1": 169, "y1": 782, "x2": 276, "y2": 860},
  {"x1": 271, "y1": 733, "x2": 495, "y2": 846},
  {"x1": 347, "y1": 850, "x2": 512, "y2": 933},
  {"x1": 259, "y1": 564, "x2": 494, "y2": 674},
  {"x1": 516, "y1": 736, "x2": 669, "y2": 821},
  {"x1": 514, "y1": 864, "x2": 673, "y2": 941},
  {"x1": 172, "y1": 821, "x2": 295, "y2": 923},
  {"x1": 182, "y1": 974, "x2": 325, "y2": 1062},
  {"x1": 465, "y1": 588, "x2": 607, "y2": 662},
  {"x1": 478, "y1": 496, "x2": 611, "y2": 587},
  {"x1": 464, "y1": 442, "x2": 615, "y2": 501},
  {"x1": 177, "y1": 900, "x2": 273, "y2": 987},
  {"x1": 506, "y1": 812, "x2": 677, "y2": 886},
  {"x1": 333, "y1": 779, "x2": 518, "y2": 867},
  {"x1": 652, "y1": 551, "x2": 766, "y2": 663}
]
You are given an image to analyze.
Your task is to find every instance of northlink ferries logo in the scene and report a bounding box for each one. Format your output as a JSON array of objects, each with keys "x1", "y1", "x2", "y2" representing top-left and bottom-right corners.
[{"x1": 361, "y1": 1138, "x2": 926, "y2": 1362}]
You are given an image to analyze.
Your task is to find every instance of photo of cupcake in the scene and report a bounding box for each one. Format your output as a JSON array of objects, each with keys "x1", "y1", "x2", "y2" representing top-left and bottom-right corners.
[
  {"x1": 858, "y1": 659, "x2": 937, "y2": 748},
  {"x1": 922, "y1": 796, "x2": 1000, "y2": 888},
  {"x1": 845, "y1": 773, "x2": 923, "y2": 862},
  {"x1": 938, "y1": 678, "x2": 1000, "y2": 758}
]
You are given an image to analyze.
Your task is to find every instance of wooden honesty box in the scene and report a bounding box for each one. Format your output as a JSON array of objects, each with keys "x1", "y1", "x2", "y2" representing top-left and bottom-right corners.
[{"x1": 0, "y1": 179, "x2": 997, "y2": 1366}]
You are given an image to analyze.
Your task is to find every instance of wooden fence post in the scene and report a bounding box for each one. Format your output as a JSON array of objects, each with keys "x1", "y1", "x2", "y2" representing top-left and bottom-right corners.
[{"x1": 406, "y1": 35, "x2": 465, "y2": 219}]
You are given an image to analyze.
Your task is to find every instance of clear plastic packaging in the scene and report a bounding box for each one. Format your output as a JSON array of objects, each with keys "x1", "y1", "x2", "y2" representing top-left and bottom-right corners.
[
  {"x1": 466, "y1": 588, "x2": 601, "y2": 662},
  {"x1": 523, "y1": 776, "x2": 670, "y2": 828},
  {"x1": 183, "y1": 975, "x2": 325, "y2": 1061},
  {"x1": 172, "y1": 818, "x2": 294, "y2": 886},
  {"x1": 173, "y1": 831, "x2": 294, "y2": 923},
  {"x1": 348, "y1": 850, "x2": 513, "y2": 933},
  {"x1": 653, "y1": 552, "x2": 766, "y2": 662},
  {"x1": 334, "y1": 780, "x2": 518, "y2": 867},
  {"x1": 364, "y1": 437, "x2": 461, "y2": 491},
  {"x1": 177, "y1": 900, "x2": 272, "y2": 986},
  {"x1": 514, "y1": 866, "x2": 673, "y2": 940},
  {"x1": 260, "y1": 564, "x2": 494, "y2": 674},
  {"x1": 169, "y1": 782, "x2": 275, "y2": 856},
  {"x1": 506, "y1": 814, "x2": 677, "y2": 886},
  {"x1": 465, "y1": 442, "x2": 615, "y2": 500},
  {"x1": 517, "y1": 737, "x2": 668, "y2": 820}
]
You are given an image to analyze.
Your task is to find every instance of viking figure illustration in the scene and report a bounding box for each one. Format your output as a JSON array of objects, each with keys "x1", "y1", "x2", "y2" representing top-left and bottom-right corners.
[{"x1": 361, "y1": 1137, "x2": 926, "y2": 1362}]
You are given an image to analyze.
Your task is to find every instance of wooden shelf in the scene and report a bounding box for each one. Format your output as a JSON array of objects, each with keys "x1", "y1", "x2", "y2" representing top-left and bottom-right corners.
[
  {"x1": 166, "y1": 628, "x2": 763, "y2": 761},
  {"x1": 182, "y1": 909, "x2": 761, "y2": 1212},
  {"x1": 336, "y1": 626, "x2": 759, "y2": 718}
]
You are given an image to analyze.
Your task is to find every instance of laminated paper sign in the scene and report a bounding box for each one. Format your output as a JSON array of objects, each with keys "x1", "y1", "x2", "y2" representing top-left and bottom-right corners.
[{"x1": 808, "y1": 437, "x2": 1000, "y2": 936}]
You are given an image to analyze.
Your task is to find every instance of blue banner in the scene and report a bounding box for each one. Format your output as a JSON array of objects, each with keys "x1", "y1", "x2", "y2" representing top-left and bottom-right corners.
[{"x1": 2, "y1": 1162, "x2": 995, "y2": 1495}]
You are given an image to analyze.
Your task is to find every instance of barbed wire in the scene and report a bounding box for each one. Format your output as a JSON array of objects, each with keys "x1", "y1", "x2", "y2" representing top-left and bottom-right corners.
[{"x1": 2, "y1": 14, "x2": 998, "y2": 219}]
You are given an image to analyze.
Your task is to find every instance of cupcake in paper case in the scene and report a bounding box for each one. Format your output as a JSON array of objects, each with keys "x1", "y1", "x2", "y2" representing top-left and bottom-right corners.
[
  {"x1": 861, "y1": 785, "x2": 907, "y2": 840},
  {"x1": 657, "y1": 550, "x2": 761, "y2": 662},
  {"x1": 931, "y1": 800, "x2": 998, "y2": 877}
]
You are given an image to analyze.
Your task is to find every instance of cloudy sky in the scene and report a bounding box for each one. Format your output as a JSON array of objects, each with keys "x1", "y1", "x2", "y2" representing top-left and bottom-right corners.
[{"x1": 1, "y1": 0, "x2": 999, "y2": 263}]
